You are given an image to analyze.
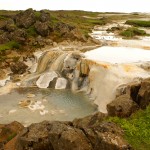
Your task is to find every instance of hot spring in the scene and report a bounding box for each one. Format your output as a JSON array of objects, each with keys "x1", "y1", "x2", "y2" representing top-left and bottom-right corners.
[{"x1": 0, "y1": 88, "x2": 97, "y2": 127}]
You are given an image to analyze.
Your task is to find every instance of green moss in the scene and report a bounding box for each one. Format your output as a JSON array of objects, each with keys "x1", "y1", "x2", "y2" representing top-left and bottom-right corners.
[
  {"x1": 126, "y1": 20, "x2": 150, "y2": 27},
  {"x1": 27, "y1": 26, "x2": 37, "y2": 37},
  {"x1": 0, "y1": 41, "x2": 21, "y2": 51},
  {"x1": 120, "y1": 27, "x2": 146, "y2": 38},
  {"x1": 108, "y1": 105, "x2": 150, "y2": 150},
  {"x1": 34, "y1": 11, "x2": 41, "y2": 19},
  {"x1": 7, "y1": 132, "x2": 17, "y2": 141},
  {"x1": 0, "y1": 15, "x2": 7, "y2": 20}
]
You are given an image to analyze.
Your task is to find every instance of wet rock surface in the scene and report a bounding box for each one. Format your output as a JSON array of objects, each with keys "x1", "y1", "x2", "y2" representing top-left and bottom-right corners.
[{"x1": 13, "y1": 112, "x2": 131, "y2": 150}]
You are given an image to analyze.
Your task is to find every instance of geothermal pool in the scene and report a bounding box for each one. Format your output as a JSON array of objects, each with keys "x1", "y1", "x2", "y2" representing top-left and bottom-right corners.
[{"x1": 0, "y1": 88, "x2": 97, "y2": 126}]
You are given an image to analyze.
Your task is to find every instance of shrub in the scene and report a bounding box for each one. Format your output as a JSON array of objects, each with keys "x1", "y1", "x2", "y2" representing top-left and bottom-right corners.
[
  {"x1": 126, "y1": 20, "x2": 150, "y2": 27},
  {"x1": 120, "y1": 27, "x2": 146, "y2": 38},
  {"x1": 27, "y1": 26, "x2": 37, "y2": 37},
  {"x1": 0, "y1": 41, "x2": 21, "y2": 51}
]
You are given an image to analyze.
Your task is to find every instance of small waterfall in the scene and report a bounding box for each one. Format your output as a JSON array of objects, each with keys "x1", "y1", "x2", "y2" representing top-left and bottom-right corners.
[{"x1": 21, "y1": 46, "x2": 150, "y2": 113}]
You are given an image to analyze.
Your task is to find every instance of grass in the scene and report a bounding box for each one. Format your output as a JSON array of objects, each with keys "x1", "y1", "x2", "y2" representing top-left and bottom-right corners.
[
  {"x1": 7, "y1": 132, "x2": 17, "y2": 141},
  {"x1": 126, "y1": 20, "x2": 150, "y2": 27},
  {"x1": 108, "y1": 105, "x2": 150, "y2": 150},
  {"x1": 120, "y1": 27, "x2": 147, "y2": 38},
  {"x1": 27, "y1": 26, "x2": 37, "y2": 37},
  {"x1": 48, "y1": 11, "x2": 108, "y2": 41},
  {"x1": 0, "y1": 41, "x2": 21, "y2": 51}
]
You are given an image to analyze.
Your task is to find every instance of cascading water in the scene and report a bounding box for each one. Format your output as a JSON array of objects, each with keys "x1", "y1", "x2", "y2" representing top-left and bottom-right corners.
[
  {"x1": 20, "y1": 46, "x2": 150, "y2": 113},
  {"x1": 0, "y1": 46, "x2": 150, "y2": 126}
]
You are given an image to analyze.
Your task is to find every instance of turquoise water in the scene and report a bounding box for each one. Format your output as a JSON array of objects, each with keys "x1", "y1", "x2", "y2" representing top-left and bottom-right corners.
[{"x1": 0, "y1": 88, "x2": 97, "y2": 126}]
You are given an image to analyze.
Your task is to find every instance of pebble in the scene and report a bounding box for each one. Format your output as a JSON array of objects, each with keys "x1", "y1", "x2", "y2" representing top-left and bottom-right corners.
[
  {"x1": 42, "y1": 99, "x2": 47, "y2": 102},
  {"x1": 40, "y1": 110, "x2": 49, "y2": 115},
  {"x1": 16, "y1": 82, "x2": 21, "y2": 86},
  {"x1": 9, "y1": 109, "x2": 17, "y2": 114},
  {"x1": 27, "y1": 93, "x2": 35, "y2": 98}
]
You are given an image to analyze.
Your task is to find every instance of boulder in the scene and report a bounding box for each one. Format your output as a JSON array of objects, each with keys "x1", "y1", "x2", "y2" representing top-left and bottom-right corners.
[
  {"x1": 73, "y1": 112, "x2": 106, "y2": 128},
  {"x1": 15, "y1": 112, "x2": 131, "y2": 150},
  {"x1": 137, "y1": 78, "x2": 150, "y2": 109},
  {"x1": 54, "y1": 22, "x2": 75, "y2": 35},
  {"x1": 0, "y1": 20, "x2": 7, "y2": 30},
  {"x1": 0, "y1": 121, "x2": 24, "y2": 150},
  {"x1": 116, "y1": 78, "x2": 150, "y2": 109},
  {"x1": 34, "y1": 21, "x2": 51, "y2": 37},
  {"x1": 15, "y1": 8, "x2": 36, "y2": 28},
  {"x1": 16, "y1": 121, "x2": 92, "y2": 150},
  {"x1": 0, "y1": 32, "x2": 10, "y2": 44},
  {"x1": 10, "y1": 29, "x2": 27, "y2": 43},
  {"x1": 5, "y1": 19, "x2": 17, "y2": 32},
  {"x1": 10, "y1": 61, "x2": 28, "y2": 74},
  {"x1": 107, "y1": 94, "x2": 139, "y2": 117},
  {"x1": 39, "y1": 10, "x2": 50, "y2": 22}
]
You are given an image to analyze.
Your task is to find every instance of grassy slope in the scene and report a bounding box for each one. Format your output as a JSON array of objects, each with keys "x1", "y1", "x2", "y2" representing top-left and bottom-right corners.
[{"x1": 108, "y1": 105, "x2": 150, "y2": 150}]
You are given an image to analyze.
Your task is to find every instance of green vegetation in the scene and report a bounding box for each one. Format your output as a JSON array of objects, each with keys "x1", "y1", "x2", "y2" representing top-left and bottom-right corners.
[
  {"x1": 7, "y1": 132, "x2": 17, "y2": 141},
  {"x1": 27, "y1": 26, "x2": 37, "y2": 37},
  {"x1": 34, "y1": 11, "x2": 41, "y2": 19},
  {"x1": 120, "y1": 27, "x2": 147, "y2": 38},
  {"x1": 126, "y1": 20, "x2": 150, "y2": 27},
  {"x1": 108, "y1": 105, "x2": 150, "y2": 150},
  {"x1": 0, "y1": 41, "x2": 21, "y2": 51},
  {"x1": 49, "y1": 10, "x2": 108, "y2": 38}
]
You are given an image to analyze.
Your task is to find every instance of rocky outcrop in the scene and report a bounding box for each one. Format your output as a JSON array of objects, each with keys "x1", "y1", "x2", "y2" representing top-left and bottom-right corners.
[
  {"x1": 10, "y1": 61, "x2": 28, "y2": 74},
  {"x1": 39, "y1": 10, "x2": 50, "y2": 22},
  {"x1": 0, "y1": 32, "x2": 10, "y2": 44},
  {"x1": 15, "y1": 8, "x2": 36, "y2": 28},
  {"x1": 137, "y1": 78, "x2": 150, "y2": 109},
  {"x1": 34, "y1": 21, "x2": 52, "y2": 37},
  {"x1": 107, "y1": 94, "x2": 139, "y2": 117},
  {"x1": 15, "y1": 112, "x2": 131, "y2": 150},
  {"x1": 10, "y1": 28, "x2": 27, "y2": 43},
  {"x1": 0, "y1": 121, "x2": 24, "y2": 150},
  {"x1": 107, "y1": 78, "x2": 150, "y2": 117}
]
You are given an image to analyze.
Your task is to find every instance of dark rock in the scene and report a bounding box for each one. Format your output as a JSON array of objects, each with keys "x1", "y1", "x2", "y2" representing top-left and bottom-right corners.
[
  {"x1": 0, "y1": 32, "x2": 10, "y2": 44},
  {"x1": 15, "y1": 8, "x2": 36, "y2": 28},
  {"x1": 10, "y1": 61, "x2": 28, "y2": 74},
  {"x1": 15, "y1": 113, "x2": 131, "y2": 150},
  {"x1": 137, "y1": 78, "x2": 150, "y2": 109},
  {"x1": 107, "y1": 94, "x2": 139, "y2": 117},
  {"x1": 16, "y1": 121, "x2": 92, "y2": 150},
  {"x1": 39, "y1": 10, "x2": 50, "y2": 22},
  {"x1": 10, "y1": 29, "x2": 27, "y2": 43},
  {"x1": 0, "y1": 121, "x2": 24, "y2": 150},
  {"x1": 0, "y1": 20, "x2": 7, "y2": 30},
  {"x1": 0, "y1": 29, "x2": 5, "y2": 34},
  {"x1": 73, "y1": 112, "x2": 106, "y2": 128},
  {"x1": 116, "y1": 78, "x2": 150, "y2": 109},
  {"x1": 34, "y1": 21, "x2": 51, "y2": 37},
  {"x1": 54, "y1": 22, "x2": 75, "y2": 35},
  {"x1": 5, "y1": 19, "x2": 17, "y2": 32}
]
